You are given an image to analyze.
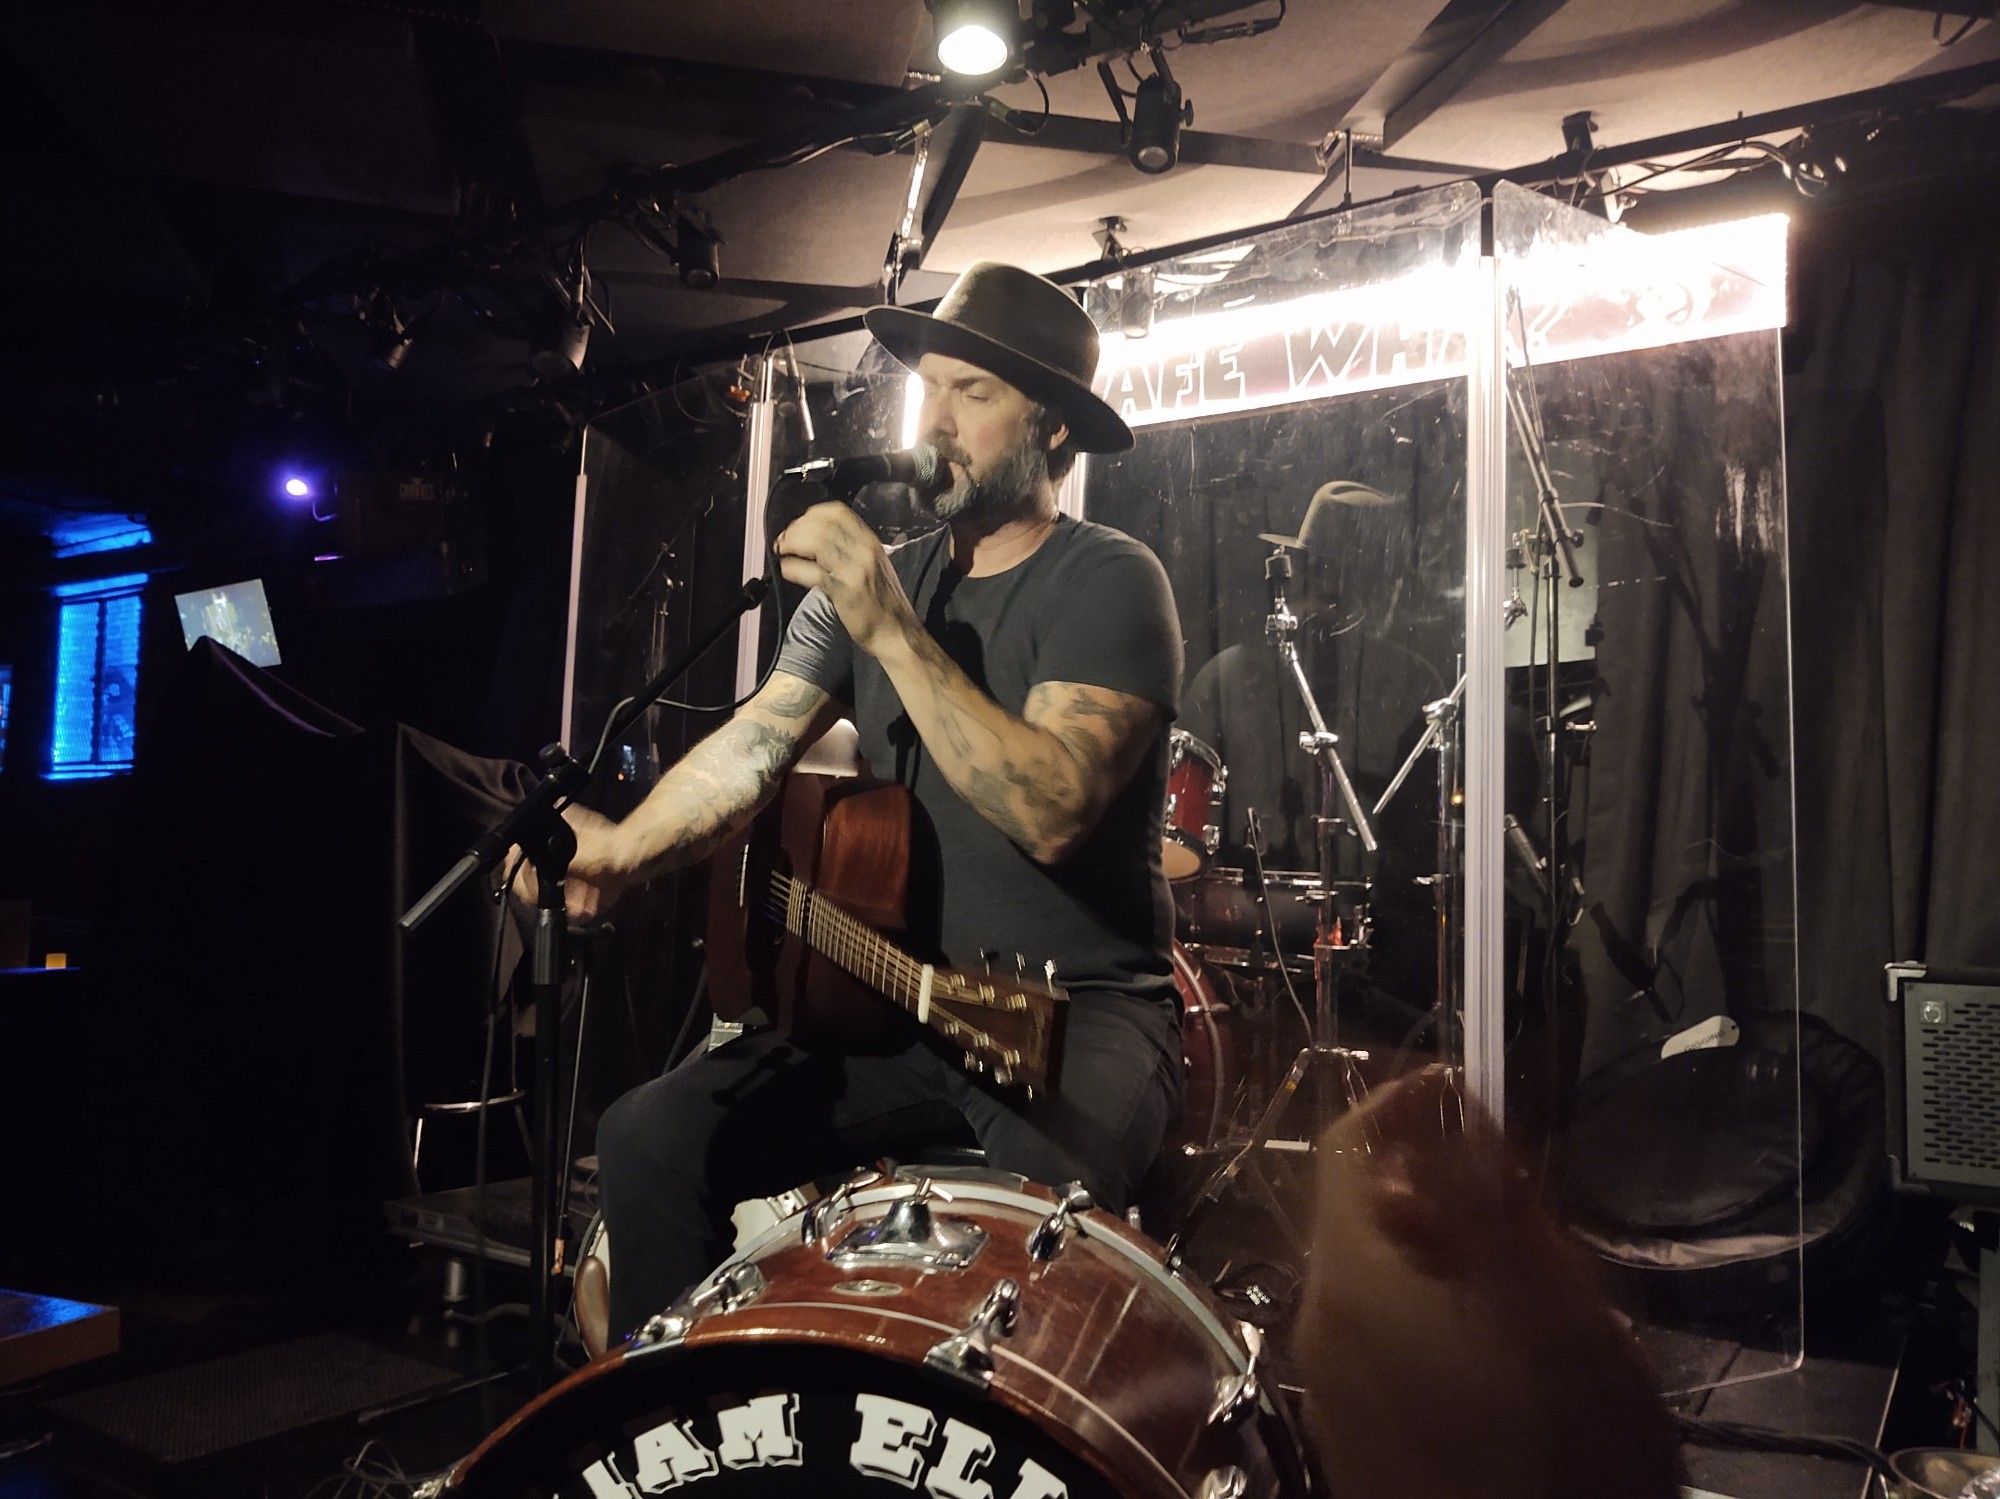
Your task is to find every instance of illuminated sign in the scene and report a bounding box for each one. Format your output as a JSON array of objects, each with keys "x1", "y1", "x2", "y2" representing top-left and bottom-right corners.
[{"x1": 1091, "y1": 213, "x2": 1788, "y2": 429}]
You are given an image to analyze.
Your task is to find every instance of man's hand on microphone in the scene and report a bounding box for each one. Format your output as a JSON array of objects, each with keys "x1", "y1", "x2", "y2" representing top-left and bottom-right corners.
[
  {"x1": 507, "y1": 802, "x2": 638, "y2": 924},
  {"x1": 772, "y1": 501, "x2": 916, "y2": 658}
]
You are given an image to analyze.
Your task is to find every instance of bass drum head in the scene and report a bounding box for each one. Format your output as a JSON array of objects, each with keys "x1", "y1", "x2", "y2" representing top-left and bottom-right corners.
[{"x1": 447, "y1": 1341, "x2": 1118, "y2": 1498}]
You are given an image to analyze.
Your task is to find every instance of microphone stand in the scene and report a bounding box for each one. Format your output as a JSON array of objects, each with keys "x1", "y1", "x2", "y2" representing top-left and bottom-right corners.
[{"x1": 399, "y1": 575, "x2": 770, "y2": 1393}]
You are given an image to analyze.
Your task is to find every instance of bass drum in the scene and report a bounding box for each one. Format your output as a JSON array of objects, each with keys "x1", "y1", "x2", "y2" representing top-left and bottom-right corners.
[
  {"x1": 438, "y1": 1171, "x2": 1306, "y2": 1499},
  {"x1": 1171, "y1": 941, "x2": 1238, "y2": 1153}
]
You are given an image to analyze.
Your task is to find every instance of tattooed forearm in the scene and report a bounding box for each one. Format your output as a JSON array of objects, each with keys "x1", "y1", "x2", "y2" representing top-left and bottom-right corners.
[
  {"x1": 872, "y1": 624, "x2": 1164, "y2": 864},
  {"x1": 611, "y1": 671, "x2": 833, "y2": 877}
]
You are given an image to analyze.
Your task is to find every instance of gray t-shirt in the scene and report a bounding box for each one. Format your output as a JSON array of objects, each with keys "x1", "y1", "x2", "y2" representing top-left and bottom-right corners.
[{"x1": 774, "y1": 515, "x2": 1182, "y2": 1011}]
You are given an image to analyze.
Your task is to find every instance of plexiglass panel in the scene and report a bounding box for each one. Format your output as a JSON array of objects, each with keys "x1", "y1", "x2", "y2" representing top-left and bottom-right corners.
[
  {"x1": 1489, "y1": 181, "x2": 1801, "y2": 1392},
  {"x1": 1064, "y1": 185, "x2": 1486, "y2": 1318},
  {"x1": 1076, "y1": 182, "x2": 1483, "y2": 1065}
]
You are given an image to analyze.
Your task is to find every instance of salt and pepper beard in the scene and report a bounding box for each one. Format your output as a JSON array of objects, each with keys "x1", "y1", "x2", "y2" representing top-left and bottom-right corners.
[{"x1": 926, "y1": 416, "x2": 1052, "y2": 524}]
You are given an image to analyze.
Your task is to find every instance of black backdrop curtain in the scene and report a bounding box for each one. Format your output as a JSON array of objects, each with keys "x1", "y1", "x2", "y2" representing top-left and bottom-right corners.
[
  {"x1": 3, "y1": 641, "x2": 542, "y2": 1292},
  {"x1": 1785, "y1": 195, "x2": 2000, "y2": 1063}
]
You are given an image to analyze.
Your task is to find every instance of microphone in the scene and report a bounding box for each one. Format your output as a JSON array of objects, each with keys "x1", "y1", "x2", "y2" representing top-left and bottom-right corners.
[
  {"x1": 1503, "y1": 813, "x2": 1586, "y2": 908},
  {"x1": 781, "y1": 443, "x2": 946, "y2": 498},
  {"x1": 1502, "y1": 814, "x2": 1551, "y2": 906}
]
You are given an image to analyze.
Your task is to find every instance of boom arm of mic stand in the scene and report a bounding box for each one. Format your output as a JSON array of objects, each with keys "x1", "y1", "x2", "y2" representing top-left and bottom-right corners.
[
  {"x1": 398, "y1": 576, "x2": 771, "y2": 935},
  {"x1": 1505, "y1": 377, "x2": 1585, "y2": 588},
  {"x1": 1372, "y1": 673, "x2": 1466, "y2": 820}
]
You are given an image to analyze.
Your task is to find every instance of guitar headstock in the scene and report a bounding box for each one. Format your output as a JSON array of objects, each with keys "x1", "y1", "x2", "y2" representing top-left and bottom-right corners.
[{"x1": 929, "y1": 963, "x2": 1067, "y2": 1092}]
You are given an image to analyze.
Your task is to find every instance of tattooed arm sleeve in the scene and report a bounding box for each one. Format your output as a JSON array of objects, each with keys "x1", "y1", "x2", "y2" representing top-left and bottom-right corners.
[
  {"x1": 873, "y1": 624, "x2": 1166, "y2": 864},
  {"x1": 607, "y1": 670, "x2": 841, "y2": 878}
]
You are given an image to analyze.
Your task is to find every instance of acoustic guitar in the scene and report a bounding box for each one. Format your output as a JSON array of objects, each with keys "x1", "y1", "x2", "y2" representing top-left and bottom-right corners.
[{"x1": 706, "y1": 773, "x2": 1066, "y2": 1091}]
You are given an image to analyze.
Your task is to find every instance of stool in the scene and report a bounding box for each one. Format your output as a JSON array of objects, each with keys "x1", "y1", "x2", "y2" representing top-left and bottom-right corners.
[{"x1": 411, "y1": 1093, "x2": 532, "y2": 1188}]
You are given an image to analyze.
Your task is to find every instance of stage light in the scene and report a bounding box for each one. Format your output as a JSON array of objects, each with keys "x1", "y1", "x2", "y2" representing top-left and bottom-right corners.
[
  {"x1": 530, "y1": 320, "x2": 590, "y2": 382},
  {"x1": 1118, "y1": 268, "x2": 1157, "y2": 339},
  {"x1": 676, "y1": 211, "x2": 722, "y2": 289},
  {"x1": 282, "y1": 475, "x2": 313, "y2": 500},
  {"x1": 1130, "y1": 69, "x2": 1191, "y2": 174},
  {"x1": 930, "y1": 0, "x2": 1013, "y2": 76},
  {"x1": 373, "y1": 323, "x2": 414, "y2": 371}
]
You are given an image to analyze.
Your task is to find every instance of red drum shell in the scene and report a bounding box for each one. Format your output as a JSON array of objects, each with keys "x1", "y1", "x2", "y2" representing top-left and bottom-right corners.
[
  {"x1": 442, "y1": 1174, "x2": 1304, "y2": 1499},
  {"x1": 1162, "y1": 730, "x2": 1225, "y2": 883}
]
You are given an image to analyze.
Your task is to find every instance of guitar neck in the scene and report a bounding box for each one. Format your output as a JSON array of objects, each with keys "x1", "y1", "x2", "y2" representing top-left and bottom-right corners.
[{"x1": 767, "y1": 870, "x2": 933, "y2": 1022}]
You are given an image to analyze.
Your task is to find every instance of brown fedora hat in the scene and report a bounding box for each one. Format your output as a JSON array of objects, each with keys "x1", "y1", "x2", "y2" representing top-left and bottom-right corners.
[{"x1": 865, "y1": 262, "x2": 1134, "y2": 453}]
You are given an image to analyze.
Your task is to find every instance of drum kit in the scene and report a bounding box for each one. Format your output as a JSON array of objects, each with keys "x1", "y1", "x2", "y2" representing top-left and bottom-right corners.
[{"x1": 424, "y1": 528, "x2": 1464, "y2": 1498}]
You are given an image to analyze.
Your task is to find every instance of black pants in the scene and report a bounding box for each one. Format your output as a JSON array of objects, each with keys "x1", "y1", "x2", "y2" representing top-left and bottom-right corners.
[{"x1": 595, "y1": 992, "x2": 1179, "y2": 1340}]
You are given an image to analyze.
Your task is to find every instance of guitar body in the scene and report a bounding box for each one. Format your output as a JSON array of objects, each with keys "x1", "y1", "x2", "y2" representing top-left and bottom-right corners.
[{"x1": 708, "y1": 773, "x2": 913, "y2": 1047}]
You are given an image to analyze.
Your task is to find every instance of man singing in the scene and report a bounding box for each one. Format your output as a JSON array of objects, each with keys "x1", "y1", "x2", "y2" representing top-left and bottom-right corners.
[{"x1": 551, "y1": 261, "x2": 1183, "y2": 1341}]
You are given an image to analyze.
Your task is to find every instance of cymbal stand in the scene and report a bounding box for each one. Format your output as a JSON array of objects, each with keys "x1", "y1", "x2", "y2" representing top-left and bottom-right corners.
[
  {"x1": 1165, "y1": 548, "x2": 1378, "y2": 1262},
  {"x1": 1373, "y1": 668, "x2": 1466, "y2": 1050}
]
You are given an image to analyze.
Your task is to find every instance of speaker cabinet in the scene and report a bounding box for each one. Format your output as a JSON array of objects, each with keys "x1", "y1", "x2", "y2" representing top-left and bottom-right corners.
[{"x1": 1886, "y1": 963, "x2": 2000, "y2": 1207}]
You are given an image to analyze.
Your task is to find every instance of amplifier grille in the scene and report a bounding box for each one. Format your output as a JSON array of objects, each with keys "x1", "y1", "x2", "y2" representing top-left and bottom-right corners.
[{"x1": 1906, "y1": 984, "x2": 2000, "y2": 1192}]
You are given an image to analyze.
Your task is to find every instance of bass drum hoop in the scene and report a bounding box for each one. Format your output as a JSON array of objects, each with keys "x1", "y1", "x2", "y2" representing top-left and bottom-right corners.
[{"x1": 724, "y1": 1176, "x2": 1257, "y2": 1368}]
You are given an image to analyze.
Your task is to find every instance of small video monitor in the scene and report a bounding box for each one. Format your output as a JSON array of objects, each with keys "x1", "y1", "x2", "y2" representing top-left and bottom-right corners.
[{"x1": 174, "y1": 579, "x2": 281, "y2": 667}]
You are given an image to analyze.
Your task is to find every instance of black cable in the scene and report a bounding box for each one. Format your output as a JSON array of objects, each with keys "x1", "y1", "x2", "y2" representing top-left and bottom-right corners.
[
  {"x1": 1025, "y1": 73, "x2": 1052, "y2": 134},
  {"x1": 581, "y1": 500, "x2": 794, "y2": 782},
  {"x1": 1934, "y1": 5, "x2": 1981, "y2": 46},
  {"x1": 547, "y1": 928, "x2": 606, "y2": 1368},
  {"x1": 651, "y1": 486, "x2": 796, "y2": 715},
  {"x1": 665, "y1": 962, "x2": 712, "y2": 1071},
  {"x1": 1670, "y1": 1412, "x2": 1897, "y2": 1479},
  {"x1": 1247, "y1": 839, "x2": 1314, "y2": 1042},
  {"x1": 471, "y1": 852, "x2": 526, "y2": 1429}
]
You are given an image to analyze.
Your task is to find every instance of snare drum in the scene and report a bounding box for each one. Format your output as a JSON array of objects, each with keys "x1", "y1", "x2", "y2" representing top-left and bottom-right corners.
[
  {"x1": 1163, "y1": 730, "x2": 1226, "y2": 882},
  {"x1": 436, "y1": 1171, "x2": 1305, "y2": 1499}
]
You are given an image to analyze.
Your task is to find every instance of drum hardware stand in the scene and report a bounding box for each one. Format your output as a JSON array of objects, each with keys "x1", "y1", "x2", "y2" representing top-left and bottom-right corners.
[
  {"x1": 1374, "y1": 670, "x2": 1466, "y2": 1048},
  {"x1": 401, "y1": 577, "x2": 771, "y2": 1393},
  {"x1": 1264, "y1": 547, "x2": 1375, "y2": 855},
  {"x1": 1165, "y1": 551, "x2": 1384, "y2": 1269},
  {"x1": 1506, "y1": 349, "x2": 1589, "y2": 1135}
]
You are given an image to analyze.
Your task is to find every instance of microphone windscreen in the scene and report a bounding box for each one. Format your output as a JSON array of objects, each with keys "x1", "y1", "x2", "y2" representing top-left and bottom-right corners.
[{"x1": 905, "y1": 441, "x2": 943, "y2": 496}]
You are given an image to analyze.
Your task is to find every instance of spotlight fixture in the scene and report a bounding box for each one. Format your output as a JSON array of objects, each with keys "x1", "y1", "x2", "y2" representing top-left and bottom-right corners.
[
  {"x1": 1100, "y1": 49, "x2": 1193, "y2": 175},
  {"x1": 1118, "y1": 267, "x2": 1156, "y2": 339},
  {"x1": 361, "y1": 290, "x2": 415, "y2": 371},
  {"x1": 675, "y1": 209, "x2": 722, "y2": 289},
  {"x1": 1129, "y1": 64, "x2": 1191, "y2": 174},
  {"x1": 282, "y1": 475, "x2": 312, "y2": 500},
  {"x1": 1090, "y1": 218, "x2": 1156, "y2": 339},
  {"x1": 371, "y1": 315, "x2": 414, "y2": 371},
  {"x1": 530, "y1": 262, "x2": 600, "y2": 382},
  {"x1": 530, "y1": 319, "x2": 590, "y2": 383},
  {"x1": 929, "y1": 0, "x2": 1014, "y2": 77}
]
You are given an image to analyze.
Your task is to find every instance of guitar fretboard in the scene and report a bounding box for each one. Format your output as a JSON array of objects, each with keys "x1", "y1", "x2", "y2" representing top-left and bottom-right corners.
[{"x1": 761, "y1": 871, "x2": 975, "y2": 1046}]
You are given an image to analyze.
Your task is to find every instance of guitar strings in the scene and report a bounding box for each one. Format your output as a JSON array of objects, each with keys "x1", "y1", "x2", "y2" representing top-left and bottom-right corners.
[{"x1": 760, "y1": 871, "x2": 981, "y2": 1046}]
